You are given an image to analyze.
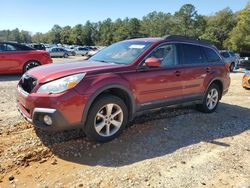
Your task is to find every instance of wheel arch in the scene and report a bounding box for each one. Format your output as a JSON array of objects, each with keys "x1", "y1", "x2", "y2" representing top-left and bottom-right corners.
[
  {"x1": 205, "y1": 78, "x2": 224, "y2": 99},
  {"x1": 82, "y1": 84, "x2": 136, "y2": 125},
  {"x1": 23, "y1": 59, "x2": 41, "y2": 73}
]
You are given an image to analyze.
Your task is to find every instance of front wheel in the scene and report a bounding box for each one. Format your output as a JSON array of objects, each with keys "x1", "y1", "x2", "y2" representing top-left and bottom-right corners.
[
  {"x1": 84, "y1": 95, "x2": 128, "y2": 142},
  {"x1": 197, "y1": 84, "x2": 220, "y2": 113}
]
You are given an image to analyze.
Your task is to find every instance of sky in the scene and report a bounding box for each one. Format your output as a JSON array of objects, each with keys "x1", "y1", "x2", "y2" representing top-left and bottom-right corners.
[{"x1": 0, "y1": 0, "x2": 249, "y2": 34}]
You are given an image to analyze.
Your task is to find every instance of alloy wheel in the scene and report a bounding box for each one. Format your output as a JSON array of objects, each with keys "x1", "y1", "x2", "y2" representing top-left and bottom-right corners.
[
  {"x1": 94, "y1": 103, "x2": 123, "y2": 137},
  {"x1": 206, "y1": 88, "x2": 219, "y2": 110}
]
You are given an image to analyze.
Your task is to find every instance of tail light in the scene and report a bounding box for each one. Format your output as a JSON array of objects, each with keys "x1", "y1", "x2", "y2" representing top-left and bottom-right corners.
[{"x1": 224, "y1": 63, "x2": 230, "y2": 72}]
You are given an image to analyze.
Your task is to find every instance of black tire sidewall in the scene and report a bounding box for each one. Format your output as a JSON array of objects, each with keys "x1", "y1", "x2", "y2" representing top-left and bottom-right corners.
[
  {"x1": 230, "y1": 63, "x2": 235, "y2": 72},
  {"x1": 24, "y1": 61, "x2": 40, "y2": 73},
  {"x1": 84, "y1": 95, "x2": 128, "y2": 142}
]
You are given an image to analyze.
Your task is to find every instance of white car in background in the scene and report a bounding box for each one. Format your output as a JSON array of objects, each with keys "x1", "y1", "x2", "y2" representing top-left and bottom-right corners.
[
  {"x1": 219, "y1": 50, "x2": 239, "y2": 72},
  {"x1": 74, "y1": 47, "x2": 90, "y2": 56}
]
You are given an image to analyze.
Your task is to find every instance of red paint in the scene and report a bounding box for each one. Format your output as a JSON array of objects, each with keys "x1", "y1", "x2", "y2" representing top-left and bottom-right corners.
[
  {"x1": 16, "y1": 37, "x2": 230, "y2": 129},
  {"x1": 0, "y1": 50, "x2": 52, "y2": 74}
]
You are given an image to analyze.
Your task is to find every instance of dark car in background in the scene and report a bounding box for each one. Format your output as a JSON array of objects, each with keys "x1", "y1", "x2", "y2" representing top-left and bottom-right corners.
[
  {"x1": 28, "y1": 43, "x2": 46, "y2": 51},
  {"x1": 0, "y1": 42, "x2": 52, "y2": 74},
  {"x1": 238, "y1": 57, "x2": 250, "y2": 70}
]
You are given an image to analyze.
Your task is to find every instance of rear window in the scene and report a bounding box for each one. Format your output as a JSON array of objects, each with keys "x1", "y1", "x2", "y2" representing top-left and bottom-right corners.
[
  {"x1": 203, "y1": 47, "x2": 221, "y2": 63},
  {"x1": 181, "y1": 44, "x2": 204, "y2": 64},
  {"x1": 220, "y1": 52, "x2": 230, "y2": 58},
  {"x1": 5, "y1": 43, "x2": 33, "y2": 51},
  {"x1": 229, "y1": 52, "x2": 235, "y2": 57}
]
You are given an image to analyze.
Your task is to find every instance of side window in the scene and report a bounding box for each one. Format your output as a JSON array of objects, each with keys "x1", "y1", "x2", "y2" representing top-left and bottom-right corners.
[
  {"x1": 220, "y1": 52, "x2": 230, "y2": 58},
  {"x1": 51, "y1": 48, "x2": 57, "y2": 52},
  {"x1": 229, "y1": 52, "x2": 235, "y2": 57},
  {"x1": 148, "y1": 44, "x2": 178, "y2": 67},
  {"x1": 6, "y1": 44, "x2": 20, "y2": 51},
  {"x1": 0, "y1": 44, "x2": 5, "y2": 52},
  {"x1": 181, "y1": 44, "x2": 204, "y2": 64},
  {"x1": 203, "y1": 47, "x2": 221, "y2": 63}
]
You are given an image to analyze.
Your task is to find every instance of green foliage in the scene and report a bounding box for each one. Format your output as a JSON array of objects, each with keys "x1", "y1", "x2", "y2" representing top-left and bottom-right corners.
[
  {"x1": 227, "y1": 7, "x2": 250, "y2": 52},
  {"x1": 201, "y1": 8, "x2": 236, "y2": 49},
  {"x1": 0, "y1": 2, "x2": 249, "y2": 53}
]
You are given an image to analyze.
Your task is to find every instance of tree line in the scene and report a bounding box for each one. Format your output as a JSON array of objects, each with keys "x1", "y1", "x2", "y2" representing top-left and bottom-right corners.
[{"x1": 0, "y1": 3, "x2": 249, "y2": 53}]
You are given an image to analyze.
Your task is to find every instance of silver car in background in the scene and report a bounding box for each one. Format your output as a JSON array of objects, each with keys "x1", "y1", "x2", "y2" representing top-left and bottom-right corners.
[
  {"x1": 219, "y1": 50, "x2": 239, "y2": 72},
  {"x1": 74, "y1": 47, "x2": 90, "y2": 56},
  {"x1": 48, "y1": 47, "x2": 70, "y2": 58}
]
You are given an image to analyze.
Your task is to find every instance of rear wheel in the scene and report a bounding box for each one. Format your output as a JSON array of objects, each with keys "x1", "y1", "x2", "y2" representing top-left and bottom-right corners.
[
  {"x1": 23, "y1": 61, "x2": 40, "y2": 73},
  {"x1": 63, "y1": 53, "x2": 69, "y2": 58},
  {"x1": 197, "y1": 84, "x2": 220, "y2": 113},
  {"x1": 230, "y1": 62, "x2": 235, "y2": 72},
  {"x1": 84, "y1": 95, "x2": 128, "y2": 142}
]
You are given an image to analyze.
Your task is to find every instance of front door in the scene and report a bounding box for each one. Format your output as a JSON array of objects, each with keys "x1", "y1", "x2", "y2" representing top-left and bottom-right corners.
[{"x1": 135, "y1": 43, "x2": 183, "y2": 108}]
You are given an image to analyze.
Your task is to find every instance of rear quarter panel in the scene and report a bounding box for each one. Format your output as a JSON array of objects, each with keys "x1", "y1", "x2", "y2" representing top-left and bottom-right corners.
[{"x1": 202, "y1": 63, "x2": 230, "y2": 95}]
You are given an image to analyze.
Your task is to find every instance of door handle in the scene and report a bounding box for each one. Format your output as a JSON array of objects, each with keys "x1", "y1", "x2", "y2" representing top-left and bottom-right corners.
[
  {"x1": 175, "y1": 70, "x2": 181, "y2": 76},
  {"x1": 206, "y1": 67, "x2": 211, "y2": 73}
]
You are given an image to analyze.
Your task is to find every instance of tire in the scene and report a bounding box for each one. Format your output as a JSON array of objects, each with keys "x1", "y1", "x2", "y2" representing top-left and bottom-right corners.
[
  {"x1": 197, "y1": 84, "x2": 220, "y2": 113},
  {"x1": 63, "y1": 53, "x2": 69, "y2": 58},
  {"x1": 230, "y1": 62, "x2": 235, "y2": 72},
  {"x1": 84, "y1": 95, "x2": 128, "y2": 142},
  {"x1": 23, "y1": 61, "x2": 41, "y2": 73}
]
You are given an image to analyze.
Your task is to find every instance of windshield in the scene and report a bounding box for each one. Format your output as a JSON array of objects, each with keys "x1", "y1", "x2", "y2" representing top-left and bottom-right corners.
[{"x1": 90, "y1": 41, "x2": 152, "y2": 64}]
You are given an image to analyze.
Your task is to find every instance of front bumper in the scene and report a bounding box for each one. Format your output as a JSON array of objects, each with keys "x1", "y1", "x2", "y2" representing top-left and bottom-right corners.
[
  {"x1": 16, "y1": 86, "x2": 88, "y2": 131},
  {"x1": 17, "y1": 105, "x2": 73, "y2": 130}
]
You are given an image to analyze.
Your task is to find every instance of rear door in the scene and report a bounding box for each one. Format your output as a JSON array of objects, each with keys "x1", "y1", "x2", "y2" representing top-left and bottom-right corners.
[
  {"x1": 50, "y1": 48, "x2": 58, "y2": 57},
  {"x1": 179, "y1": 43, "x2": 208, "y2": 99},
  {"x1": 136, "y1": 43, "x2": 184, "y2": 108}
]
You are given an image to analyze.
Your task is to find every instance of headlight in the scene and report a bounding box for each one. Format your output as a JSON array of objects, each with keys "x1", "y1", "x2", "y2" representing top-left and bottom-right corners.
[{"x1": 37, "y1": 73, "x2": 86, "y2": 94}]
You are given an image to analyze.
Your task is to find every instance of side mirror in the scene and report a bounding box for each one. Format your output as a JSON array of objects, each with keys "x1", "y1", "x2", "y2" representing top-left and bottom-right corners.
[{"x1": 145, "y1": 57, "x2": 161, "y2": 68}]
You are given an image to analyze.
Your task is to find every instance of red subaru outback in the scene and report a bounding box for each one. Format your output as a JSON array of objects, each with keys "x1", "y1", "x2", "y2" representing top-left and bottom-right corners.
[
  {"x1": 0, "y1": 42, "x2": 52, "y2": 74},
  {"x1": 16, "y1": 36, "x2": 230, "y2": 142}
]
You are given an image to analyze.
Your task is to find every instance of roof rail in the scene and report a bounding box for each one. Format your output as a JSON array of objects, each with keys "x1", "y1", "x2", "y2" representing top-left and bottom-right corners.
[{"x1": 163, "y1": 35, "x2": 213, "y2": 46}]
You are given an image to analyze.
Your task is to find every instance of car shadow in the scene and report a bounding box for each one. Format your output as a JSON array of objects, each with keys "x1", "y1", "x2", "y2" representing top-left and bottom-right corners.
[
  {"x1": 36, "y1": 102, "x2": 250, "y2": 167},
  {"x1": 0, "y1": 74, "x2": 22, "y2": 82}
]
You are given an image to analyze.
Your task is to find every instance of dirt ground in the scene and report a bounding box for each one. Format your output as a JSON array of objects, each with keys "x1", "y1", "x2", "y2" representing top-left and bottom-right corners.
[{"x1": 0, "y1": 58, "x2": 250, "y2": 188}]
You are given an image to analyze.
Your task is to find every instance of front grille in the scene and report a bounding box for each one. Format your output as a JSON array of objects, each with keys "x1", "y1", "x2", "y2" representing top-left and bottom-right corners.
[{"x1": 20, "y1": 74, "x2": 37, "y2": 93}]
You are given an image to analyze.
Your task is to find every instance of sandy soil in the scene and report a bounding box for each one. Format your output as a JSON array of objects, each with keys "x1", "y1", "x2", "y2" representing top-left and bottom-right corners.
[{"x1": 0, "y1": 60, "x2": 249, "y2": 188}]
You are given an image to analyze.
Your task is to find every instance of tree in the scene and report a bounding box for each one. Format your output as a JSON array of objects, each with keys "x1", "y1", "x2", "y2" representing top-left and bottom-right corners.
[
  {"x1": 127, "y1": 18, "x2": 142, "y2": 39},
  {"x1": 60, "y1": 26, "x2": 72, "y2": 44},
  {"x1": 70, "y1": 24, "x2": 84, "y2": 45},
  {"x1": 113, "y1": 18, "x2": 129, "y2": 42},
  {"x1": 174, "y1": 4, "x2": 199, "y2": 36},
  {"x1": 98, "y1": 18, "x2": 114, "y2": 45},
  {"x1": 141, "y1": 11, "x2": 174, "y2": 37},
  {"x1": 227, "y1": 6, "x2": 250, "y2": 52},
  {"x1": 201, "y1": 8, "x2": 236, "y2": 49}
]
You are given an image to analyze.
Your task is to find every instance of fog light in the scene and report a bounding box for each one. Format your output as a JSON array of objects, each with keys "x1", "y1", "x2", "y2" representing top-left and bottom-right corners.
[{"x1": 44, "y1": 115, "x2": 52, "y2": 126}]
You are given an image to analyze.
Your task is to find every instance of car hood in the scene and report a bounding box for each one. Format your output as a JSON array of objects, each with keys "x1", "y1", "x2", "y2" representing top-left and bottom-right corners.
[{"x1": 27, "y1": 60, "x2": 122, "y2": 83}]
